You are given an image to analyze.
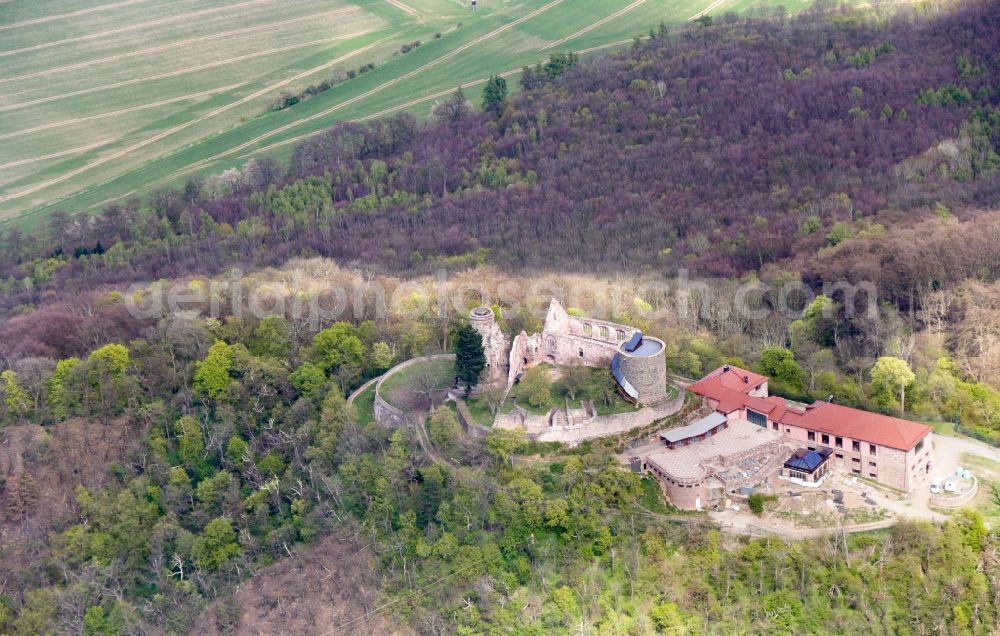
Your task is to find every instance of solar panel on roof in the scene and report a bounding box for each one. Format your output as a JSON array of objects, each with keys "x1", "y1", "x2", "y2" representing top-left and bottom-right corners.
[
  {"x1": 784, "y1": 448, "x2": 830, "y2": 472},
  {"x1": 623, "y1": 332, "x2": 643, "y2": 352}
]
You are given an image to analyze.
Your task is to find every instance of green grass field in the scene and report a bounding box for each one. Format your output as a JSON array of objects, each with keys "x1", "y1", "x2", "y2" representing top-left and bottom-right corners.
[
  {"x1": 0, "y1": 0, "x2": 811, "y2": 228},
  {"x1": 379, "y1": 357, "x2": 455, "y2": 409},
  {"x1": 353, "y1": 382, "x2": 378, "y2": 425},
  {"x1": 958, "y1": 453, "x2": 1000, "y2": 526}
]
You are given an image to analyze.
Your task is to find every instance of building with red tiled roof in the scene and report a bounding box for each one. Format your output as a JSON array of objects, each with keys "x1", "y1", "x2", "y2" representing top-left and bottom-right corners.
[
  {"x1": 685, "y1": 365, "x2": 934, "y2": 492},
  {"x1": 686, "y1": 365, "x2": 769, "y2": 415}
]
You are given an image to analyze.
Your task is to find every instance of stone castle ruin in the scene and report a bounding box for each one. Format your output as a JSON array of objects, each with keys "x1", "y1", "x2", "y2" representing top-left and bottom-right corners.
[{"x1": 469, "y1": 299, "x2": 668, "y2": 406}]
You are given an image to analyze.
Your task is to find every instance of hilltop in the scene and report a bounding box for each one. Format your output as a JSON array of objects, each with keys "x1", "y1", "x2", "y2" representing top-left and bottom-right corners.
[
  {"x1": 1, "y1": 4, "x2": 1000, "y2": 634},
  {"x1": 0, "y1": 0, "x2": 804, "y2": 224}
]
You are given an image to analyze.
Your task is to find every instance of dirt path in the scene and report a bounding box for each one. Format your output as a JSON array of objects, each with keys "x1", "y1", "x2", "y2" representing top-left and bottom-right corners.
[
  {"x1": 632, "y1": 504, "x2": 896, "y2": 540},
  {"x1": 226, "y1": 34, "x2": 643, "y2": 163},
  {"x1": 542, "y1": 0, "x2": 649, "y2": 51},
  {"x1": 709, "y1": 509, "x2": 897, "y2": 539},
  {"x1": 236, "y1": 67, "x2": 525, "y2": 158},
  {"x1": 0, "y1": 140, "x2": 113, "y2": 170},
  {"x1": 385, "y1": 0, "x2": 423, "y2": 21},
  {"x1": 2, "y1": 33, "x2": 373, "y2": 111},
  {"x1": 177, "y1": 0, "x2": 566, "y2": 173},
  {"x1": 0, "y1": 0, "x2": 270, "y2": 56},
  {"x1": 0, "y1": 8, "x2": 361, "y2": 83},
  {"x1": 0, "y1": 84, "x2": 243, "y2": 141},
  {"x1": 413, "y1": 412, "x2": 450, "y2": 467},
  {"x1": 0, "y1": 28, "x2": 392, "y2": 205},
  {"x1": 0, "y1": 0, "x2": 146, "y2": 31},
  {"x1": 687, "y1": 0, "x2": 729, "y2": 21}
]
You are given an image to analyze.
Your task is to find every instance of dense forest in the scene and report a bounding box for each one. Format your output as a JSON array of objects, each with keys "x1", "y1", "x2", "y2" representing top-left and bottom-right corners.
[
  {"x1": 2, "y1": 1, "x2": 1000, "y2": 633},
  {"x1": 2, "y1": 1, "x2": 1000, "y2": 431},
  {"x1": 1, "y1": 285, "x2": 999, "y2": 634}
]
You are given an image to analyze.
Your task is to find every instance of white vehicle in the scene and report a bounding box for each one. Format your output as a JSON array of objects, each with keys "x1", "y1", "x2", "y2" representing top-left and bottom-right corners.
[
  {"x1": 944, "y1": 478, "x2": 957, "y2": 493},
  {"x1": 930, "y1": 477, "x2": 943, "y2": 494}
]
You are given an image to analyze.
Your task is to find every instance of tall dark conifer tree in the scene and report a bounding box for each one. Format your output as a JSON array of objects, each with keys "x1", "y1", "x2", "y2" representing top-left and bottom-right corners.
[{"x1": 454, "y1": 324, "x2": 486, "y2": 392}]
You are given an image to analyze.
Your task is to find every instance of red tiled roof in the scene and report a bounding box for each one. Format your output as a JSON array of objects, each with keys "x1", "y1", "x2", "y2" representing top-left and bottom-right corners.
[
  {"x1": 688, "y1": 365, "x2": 931, "y2": 451},
  {"x1": 716, "y1": 396, "x2": 746, "y2": 414},
  {"x1": 687, "y1": 365, "x2": 767, "y2": 402},
  {"x1": 745, "y1": 395, "x2": 784, "y2": 414},
  {"x1": 782, "y1": 401, "x2": 931, "y2": 451}
]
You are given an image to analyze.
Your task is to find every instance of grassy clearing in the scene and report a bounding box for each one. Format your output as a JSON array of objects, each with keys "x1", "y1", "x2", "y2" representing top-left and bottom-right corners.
[
  {"x1": 463, "y1": 394, "x2": 499, "y2": 427},
  {"x1": 353, "y1": 383, "x2": 377, "y2": 426},
  {"x1": 1, "y1": 0, "x2": 806, "y2": 227},
  {"x1": 379, "y1": 357, "x2": 455, "y2": 410},
  {"x1": 958, "y1": 453, "x2": 1000, "y2": 525},
  {"x1": 928, "y1": 420, "x2": 960, "y2": 437}
]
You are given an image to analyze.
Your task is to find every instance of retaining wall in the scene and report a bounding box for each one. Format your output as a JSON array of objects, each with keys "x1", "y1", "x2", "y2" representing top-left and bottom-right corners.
[
  {"x1": 930, "y1": 475, "x2": 979, "y2": 508},
  {"x1": 373, "y1": 354, "x2": 456, "y2": 428},
  {"x1": 535, "y1": 389, "x2": 685, "y2": 443}
]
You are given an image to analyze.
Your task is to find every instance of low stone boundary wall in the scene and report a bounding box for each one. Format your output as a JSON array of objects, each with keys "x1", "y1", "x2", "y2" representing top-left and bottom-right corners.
[
  {"x1": 930, "y1": 475, "x2": 979, "y2": 508},
  {"x1": 535, "y1": 389, "x2": 685, "y2": 443},
  {"x1": 373, "y1": 354, "x2": 455, "y2": 428},
  {"x1": 711, "y1": 513, "x2": 898, "y2": 539},
  {"x1": 453, "y1": 399, "x2": 491, "y2": 439},
  {"x1": 347, "y1": 375, "x2": 380, "y2": 406}
]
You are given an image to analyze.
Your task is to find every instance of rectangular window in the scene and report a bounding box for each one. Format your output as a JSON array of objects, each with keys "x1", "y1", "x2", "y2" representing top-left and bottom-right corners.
[
  {"x1": 808, "y1": 431, "x2": 816, "y2": 442},
  {"x1": 835, "y1": 453, "x2": 843, "y2": 459},
  {"x1": 835, "y1": 436, "x2": 843, "y2": 448},
  {"x1": 869, "y1": 461, "x2": 877, "y2": 467},
  {"x1": 869, "y1": 444, "x2": 877, "y2": 456},
  {"x1": 869, "y1": 472, "x2": 877, "y2": 478},
  {"x1": 772, "y1": 422, "x2": 779, "y2": 431},
  {"x1": 821, "y1": 434, "x2": 830, "y2": 445},
  {"x1": 852, "y1": 457, "x2": 861, "y2": 463},
  {"x1": 915, "y1": 439, "x2": 924, "y2": 454},
  {"x1": 747, "y1": 410, "x2": 768, "y2": 428},
  {"x1": 852, "y1": 441, "x2": 860, "y2": 452},
  {"x1": 852, "y1": 468, "x2": 861, "y2": 474}
]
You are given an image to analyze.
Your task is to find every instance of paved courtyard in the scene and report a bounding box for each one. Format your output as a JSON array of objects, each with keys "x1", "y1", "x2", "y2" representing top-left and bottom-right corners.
[
  {"x1": 643, "y1": 420, "x2": 785, "y2": 481},
  {"x1": 631, "y1": 424, "x2": 1000, "y2": 535}
]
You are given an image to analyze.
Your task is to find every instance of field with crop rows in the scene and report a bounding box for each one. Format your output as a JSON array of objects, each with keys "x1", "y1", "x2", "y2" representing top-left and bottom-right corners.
[{"x1": 0, "y1": 0, "x2": 811, "y2": 227}]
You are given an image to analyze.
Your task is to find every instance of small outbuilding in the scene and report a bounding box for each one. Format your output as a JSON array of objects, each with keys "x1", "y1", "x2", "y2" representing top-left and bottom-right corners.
[
  {"x1": 659, "y1": 412, "x2": 728, "y2": 449},
  {"x1": 782, "y1": 447, "x2": 832, "y2": 484}
]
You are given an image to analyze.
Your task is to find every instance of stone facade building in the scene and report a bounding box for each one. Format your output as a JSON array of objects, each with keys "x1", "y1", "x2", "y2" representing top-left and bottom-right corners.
[
  {"x1": 478, "y1": 299, "x2": 667, "y2": 406},
  {"x1": 641, "y1": 365, "x2": 935, "y2": 509}
]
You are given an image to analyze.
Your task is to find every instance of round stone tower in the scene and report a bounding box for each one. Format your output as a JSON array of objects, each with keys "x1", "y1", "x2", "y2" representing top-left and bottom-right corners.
[
  {"x1": 617, "y1": 334, "x2": 668, "y2": 404},
  {"x1": 469, "y1": 306, "x2": 509, "y2": 380}
]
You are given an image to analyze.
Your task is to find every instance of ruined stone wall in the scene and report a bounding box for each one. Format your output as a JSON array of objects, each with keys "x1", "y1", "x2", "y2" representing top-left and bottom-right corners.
[
  {"x1": 506, "y1": 299, "x2": 638, "y2": 387},
  {"x1": 469, "y1": 307, "x2": 509, "y2": 380},
  {"x1": 535, "y1": 391, "x2": 684, "y2": 442},
  {"x1": 507, "y1": 332, "x2": 620, "y2": 386}
]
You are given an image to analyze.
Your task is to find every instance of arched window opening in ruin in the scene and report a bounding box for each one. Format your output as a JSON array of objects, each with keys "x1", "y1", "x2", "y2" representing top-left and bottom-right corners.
[
  {"x1": 583, "y1": 323, "x2": 592, "y2": 337},
  {"x1": 579, "y1": 349, "x2": 584, "y2": 357},
  {"x1": 616, "y1": 329, "x2": 626, "y2": 340},
  {"x1": 599, "y1": 326, "x2": 609, "y2": 340}
]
